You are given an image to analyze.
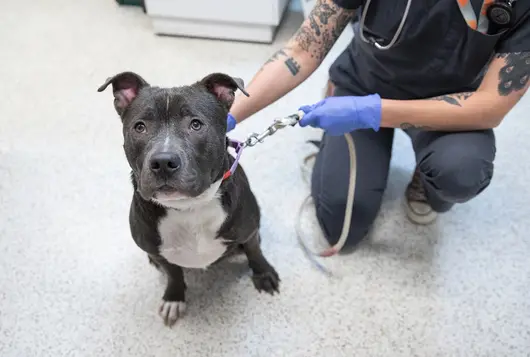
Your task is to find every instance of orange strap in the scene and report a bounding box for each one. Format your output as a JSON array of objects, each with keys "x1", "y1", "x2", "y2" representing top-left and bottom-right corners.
[{"x1": 457, "y1": 0, "x2": 495, "y2": 33}]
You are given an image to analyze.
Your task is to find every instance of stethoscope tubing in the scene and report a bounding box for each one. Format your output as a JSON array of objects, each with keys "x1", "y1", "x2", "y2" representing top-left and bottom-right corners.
[{"x1": 359, "y1": 0, "x2": 413, "y2": 50}]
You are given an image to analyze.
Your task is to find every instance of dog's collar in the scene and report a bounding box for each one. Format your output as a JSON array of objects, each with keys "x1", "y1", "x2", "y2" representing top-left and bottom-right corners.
[{"x1": 222, "y1": 138, "x2": 244, "y2": 181}]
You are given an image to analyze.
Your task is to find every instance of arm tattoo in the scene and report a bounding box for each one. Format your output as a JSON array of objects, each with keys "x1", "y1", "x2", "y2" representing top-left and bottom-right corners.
[
  {"x1": 263, "y1": 48, "x2": 287, "y2": 67},
  {"x1": 401, "y1": 91, "x2": 476, "y2": 130},
  {"x1": 427, "y1": 92, "x2": 474, "y2": 107},
  {"x1": 284, "y1": 57, "x2": 301, "y2": 76},
  {"x1": 399, "y1": 123, "x2": 433, "y2": 131},
  {"x1": 495, "y1": 51, "x2": 530, "y2": 96},
  {"x1": 293, "y1": 0, "x2": 355, "y2": 62},
  {"x1": 260, "y1": 47, "x2": 301, "y2": 76}
]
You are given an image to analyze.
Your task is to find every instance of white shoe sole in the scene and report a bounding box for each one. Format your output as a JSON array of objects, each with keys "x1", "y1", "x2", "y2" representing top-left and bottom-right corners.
[{"x1": 404, "y1": 199, "x2": 438, "y2": 225}]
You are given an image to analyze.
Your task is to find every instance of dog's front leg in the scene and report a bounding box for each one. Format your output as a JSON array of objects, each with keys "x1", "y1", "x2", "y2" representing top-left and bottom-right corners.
[
  {"x1": 149, "y1": 255, "x2": 187, "y2": 327},
  {"x1": 241, "y1": 232, "x2": 280, "y2": 295}
]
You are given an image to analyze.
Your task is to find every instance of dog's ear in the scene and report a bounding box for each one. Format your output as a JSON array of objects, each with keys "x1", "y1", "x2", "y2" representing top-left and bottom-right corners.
[
  {"x1": 97, "y1": 72, "x2": 149, "y2": 115},
  {"x1": 199, "y1": 73, "x2": 249, "y2": 110}
]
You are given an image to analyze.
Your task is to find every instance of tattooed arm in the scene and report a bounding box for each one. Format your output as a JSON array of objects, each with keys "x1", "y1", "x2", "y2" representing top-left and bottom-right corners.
[
  {"x1": 381, "y1": 52, "x2": 530, "y2": 131},
  {"x1": 229, "y1": 0, "x2": 357, "y2": 123}
]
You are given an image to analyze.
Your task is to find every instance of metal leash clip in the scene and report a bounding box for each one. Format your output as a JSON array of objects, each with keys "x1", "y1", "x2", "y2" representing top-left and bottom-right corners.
[{"x1": 243, "y1": 111, "x2": 304, "y2": 148}]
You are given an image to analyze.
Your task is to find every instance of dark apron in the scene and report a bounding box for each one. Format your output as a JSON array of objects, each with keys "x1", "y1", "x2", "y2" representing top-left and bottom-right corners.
[{"x1": 329, "y1": 0, "x2": 528, "y2": 100}]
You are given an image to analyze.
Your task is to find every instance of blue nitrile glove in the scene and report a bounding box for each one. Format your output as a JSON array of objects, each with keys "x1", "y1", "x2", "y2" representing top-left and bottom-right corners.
[
  {"x1": 298, "y1": 94, "x2": 382, "y2": 136},
  {"x1": 227, "y1": 113, "x2": 237, "y2": 132}
]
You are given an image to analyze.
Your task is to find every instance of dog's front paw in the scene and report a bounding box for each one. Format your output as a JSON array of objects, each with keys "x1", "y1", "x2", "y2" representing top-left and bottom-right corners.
[
  {"x1": 159, "y1": 300, "x2": 186, "y2": 327},
  {"x1": 251, "y1": 268, "x2": 280, "y2": 295}
]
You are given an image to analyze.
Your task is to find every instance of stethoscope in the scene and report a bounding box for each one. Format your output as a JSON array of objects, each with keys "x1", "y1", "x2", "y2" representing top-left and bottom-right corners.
[{"x1": 359, "y1": 0, "x2": 518, "y2": 51}]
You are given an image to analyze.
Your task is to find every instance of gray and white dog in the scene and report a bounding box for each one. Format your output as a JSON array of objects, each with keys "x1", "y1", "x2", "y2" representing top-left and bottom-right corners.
[{"x1": 98, "y1": 71, "x2": 280, "y2": 326}]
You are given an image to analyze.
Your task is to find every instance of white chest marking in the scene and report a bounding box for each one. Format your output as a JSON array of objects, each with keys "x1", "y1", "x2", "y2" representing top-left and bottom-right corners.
[{"x1": 156, "y1": 183, "x2": 228, "y2": 269}]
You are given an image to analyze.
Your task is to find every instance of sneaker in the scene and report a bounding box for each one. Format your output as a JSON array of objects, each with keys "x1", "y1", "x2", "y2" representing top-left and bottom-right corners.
[{"x1": 405, "y1": 167, "x2": 438, "y2": 225}]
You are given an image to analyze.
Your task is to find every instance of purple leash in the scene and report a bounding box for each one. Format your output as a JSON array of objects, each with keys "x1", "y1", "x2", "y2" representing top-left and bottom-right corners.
[{"x1": 222, "y1": 138, "x2": 244, "y2": 180}]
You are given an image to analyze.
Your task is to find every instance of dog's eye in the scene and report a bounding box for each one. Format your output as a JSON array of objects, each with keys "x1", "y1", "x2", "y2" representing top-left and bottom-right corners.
[
  {"x1": 134, "y1": 122, "x2": 146, "y2": 133},
  {"x1": 190, "y1": 119, "x2": 202, "y2": 131}
]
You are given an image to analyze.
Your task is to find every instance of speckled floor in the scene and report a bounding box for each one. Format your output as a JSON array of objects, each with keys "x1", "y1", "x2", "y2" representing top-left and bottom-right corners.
[{"x1": 1, "y1": 1, "x2": 529, "y2": 356}]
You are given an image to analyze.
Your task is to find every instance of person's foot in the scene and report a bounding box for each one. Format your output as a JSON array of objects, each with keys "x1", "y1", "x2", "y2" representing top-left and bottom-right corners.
[{"x1": 405, "y1": 167, "x2": 437, "y2": 225}]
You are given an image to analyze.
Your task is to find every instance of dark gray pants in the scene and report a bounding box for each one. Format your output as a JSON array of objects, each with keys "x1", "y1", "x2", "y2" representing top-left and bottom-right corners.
[{"x1": 310, "y1": 94, "x2": 496, "y2": 248}]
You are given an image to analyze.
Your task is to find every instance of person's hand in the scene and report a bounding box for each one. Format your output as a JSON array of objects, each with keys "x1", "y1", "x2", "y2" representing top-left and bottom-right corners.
[
  {"x1": 298, "y1": 94, "x2": 382, "y2": 136},
  {"x1": 227, "y1": 113, "x2": 237, "y2": 132}
]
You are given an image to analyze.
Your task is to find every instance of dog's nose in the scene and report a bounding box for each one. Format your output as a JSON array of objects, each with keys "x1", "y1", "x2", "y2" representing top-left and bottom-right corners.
[{"x1": 149, "y1": 152, "x2": 181, "y2": 174}]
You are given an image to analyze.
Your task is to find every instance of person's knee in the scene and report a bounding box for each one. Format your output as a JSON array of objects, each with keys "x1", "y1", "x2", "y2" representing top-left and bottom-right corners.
[
  {"x1": 312, "y1": 188, "x2": 383, "y2": 248},
  {"x1": 419, "y1": 150, "x2": 494, "y2": 203}
]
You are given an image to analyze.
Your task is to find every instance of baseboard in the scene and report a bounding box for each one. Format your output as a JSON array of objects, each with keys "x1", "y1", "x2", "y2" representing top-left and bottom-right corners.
[{"x1": 151, "y1": 17, "x2": 277, "y2": 44}]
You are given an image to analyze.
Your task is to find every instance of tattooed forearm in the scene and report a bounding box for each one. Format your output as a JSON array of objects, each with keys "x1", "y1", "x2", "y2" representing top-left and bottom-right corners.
[
  {"x1": 399, "y1": 123, "x2": 433, "y2": 131},
  {"x1": 427, "y1": 92, "x2": 474, "y2": 107},
  {"x1": 495, "y1": 51, "x2": 530, "y2": 96}
]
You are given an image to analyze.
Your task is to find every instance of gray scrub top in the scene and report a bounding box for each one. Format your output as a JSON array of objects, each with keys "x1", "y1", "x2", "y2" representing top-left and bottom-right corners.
[{"x1": 328, "y1": 0, "x2": 530, "y2": 100}]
